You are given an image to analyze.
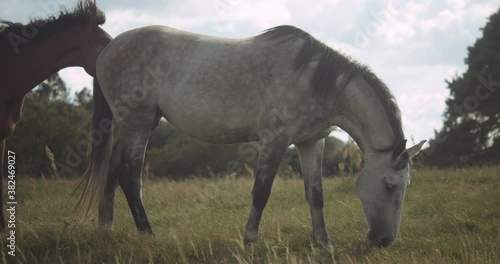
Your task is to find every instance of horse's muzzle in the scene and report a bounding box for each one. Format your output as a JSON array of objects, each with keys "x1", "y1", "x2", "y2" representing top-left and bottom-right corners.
[{"x1": 367, "y1": 228, "x2": 395, "y2": 247}]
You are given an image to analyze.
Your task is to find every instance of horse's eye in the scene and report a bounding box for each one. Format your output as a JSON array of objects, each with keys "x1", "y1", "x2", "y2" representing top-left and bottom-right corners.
[{"x1": 385, "y1": 183, "x2": 396, "y2": 193}]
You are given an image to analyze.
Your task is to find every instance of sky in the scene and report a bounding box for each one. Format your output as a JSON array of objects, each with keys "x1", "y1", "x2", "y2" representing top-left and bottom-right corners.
[{"x1": 1, "y1": 0, "x2": 499, "y2": 145}]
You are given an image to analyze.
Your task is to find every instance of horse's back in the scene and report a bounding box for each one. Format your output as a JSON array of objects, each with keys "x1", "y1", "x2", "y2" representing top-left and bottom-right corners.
[{"x1": 96, "y1": 25, "x2": 316, "y2": 144}]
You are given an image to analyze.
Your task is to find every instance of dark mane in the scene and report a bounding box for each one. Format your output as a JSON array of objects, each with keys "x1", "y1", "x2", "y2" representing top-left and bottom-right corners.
[
  {"x1": 257, "y1": 25, "x2": 404, "y2": 143},
  {"x1": 0, "y1": 1, "x2": 105, "y2": 52}
]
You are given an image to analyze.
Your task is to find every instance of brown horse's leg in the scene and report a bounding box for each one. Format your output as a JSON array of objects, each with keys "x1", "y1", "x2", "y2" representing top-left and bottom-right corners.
[{"x1": 0, "y1": 139, "x2": 5, "y2": 229}]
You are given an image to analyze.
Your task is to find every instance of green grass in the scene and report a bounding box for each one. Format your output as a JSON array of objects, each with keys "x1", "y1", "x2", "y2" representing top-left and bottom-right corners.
[{"x1": 2, "y1": 166, "x2": 499, "y2": 263}]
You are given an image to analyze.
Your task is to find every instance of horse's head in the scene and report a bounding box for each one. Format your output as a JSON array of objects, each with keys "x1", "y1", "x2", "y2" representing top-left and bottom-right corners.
[{"x1": 356, "y1": 139, "x2": 425, "y2": 247}]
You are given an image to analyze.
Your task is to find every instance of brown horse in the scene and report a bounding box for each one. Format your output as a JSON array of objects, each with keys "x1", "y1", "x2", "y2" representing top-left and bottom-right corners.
[{"x1": 0, "y1": 1, "x2": 112, "y2": 228}]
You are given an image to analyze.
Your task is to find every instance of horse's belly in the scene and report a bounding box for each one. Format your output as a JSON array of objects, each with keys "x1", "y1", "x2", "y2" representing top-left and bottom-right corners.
[
  {"x1": 167, "y1": 118, "x2": 259, "y2": 144},
  {"x1": 158, "y1": 95, "x2": 260, "y2": 144},
  {"x1": 188, "y1": 126, "x2": 259, "y2": 144}
]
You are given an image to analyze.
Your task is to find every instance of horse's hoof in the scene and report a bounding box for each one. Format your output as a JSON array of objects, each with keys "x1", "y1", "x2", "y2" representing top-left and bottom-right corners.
[
  {"x1": 139, "y1": 227, "x2": 155, "y2": 236},
  {"x1": 314, "y1": 232, "x2": 331, "y2": 247},
  {"x1": 243, "y1": 230, "x2": 258, "y2": 246},
  {"x1": 315, "y1": 239, "x2": 332, "y2": 248},
  {"x1": 97, "y1": 223, "x2": 114, "y2": 232}
]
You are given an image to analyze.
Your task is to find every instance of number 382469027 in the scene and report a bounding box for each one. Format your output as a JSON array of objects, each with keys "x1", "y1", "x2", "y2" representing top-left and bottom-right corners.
[{"x1": 7, "y1": 151, "x2": 16, "y2": 200}]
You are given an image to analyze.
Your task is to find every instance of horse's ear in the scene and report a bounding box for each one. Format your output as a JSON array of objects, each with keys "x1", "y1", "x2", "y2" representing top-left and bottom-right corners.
[
  {"x1": 392, "y1": 139, "x2": 407, "y2": 159},
  {"x1": 407, "y1": 140, "x2": 426, "y2": 157},
  {"x1": 392, "y1": 140, "x2": 426, "y2": 170},
  {"x1": 90, "y1": 0, "x2": 98, "y2": 27}
]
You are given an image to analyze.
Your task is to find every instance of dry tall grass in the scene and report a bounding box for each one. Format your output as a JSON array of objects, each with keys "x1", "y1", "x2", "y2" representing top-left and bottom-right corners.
[{"x1": 2, "y1": 166, "x2": 499, "y2": 263}]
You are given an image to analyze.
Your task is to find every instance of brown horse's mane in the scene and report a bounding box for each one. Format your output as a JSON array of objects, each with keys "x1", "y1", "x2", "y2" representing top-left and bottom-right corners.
[{"x1": 0, "y1": 1, "x2": 106, "y2": 52}]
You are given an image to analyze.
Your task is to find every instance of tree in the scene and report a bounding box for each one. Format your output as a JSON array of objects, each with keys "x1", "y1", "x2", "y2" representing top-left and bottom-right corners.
[
  {"x1": 6, "y1": 73, "x2": 91, "y2": 177},
  {"x1": 74, "y1": 87, "x2": 93, "y2": 111},
  {"x1": 34, "y1": 73, "x2": 69, "y2": 101},
  {"x1": 425, "y1": 8, "x2": 500, "y2": 166}
]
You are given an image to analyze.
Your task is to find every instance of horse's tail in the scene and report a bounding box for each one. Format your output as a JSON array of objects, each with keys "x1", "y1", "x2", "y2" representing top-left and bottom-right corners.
[{"x1": 72, "y1": 78, "x2": 113, "y2": 217}]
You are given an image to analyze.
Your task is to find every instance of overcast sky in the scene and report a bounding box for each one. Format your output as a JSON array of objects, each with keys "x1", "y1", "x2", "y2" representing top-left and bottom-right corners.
[{"x1": 2, "y1": 0, "x2": 499, "y2": 144}]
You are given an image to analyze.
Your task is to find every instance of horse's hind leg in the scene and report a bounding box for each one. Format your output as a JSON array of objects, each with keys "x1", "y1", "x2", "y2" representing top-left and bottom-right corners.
[
  {"x1": 114, "y1": 112, "x2": 160, "y2": 234},
  {"x1": 114, "y1": 131, "x2": 153, "y2": 233},
  {"x1": 295, "y1": 138, "x2": 330, "y2": 245}
]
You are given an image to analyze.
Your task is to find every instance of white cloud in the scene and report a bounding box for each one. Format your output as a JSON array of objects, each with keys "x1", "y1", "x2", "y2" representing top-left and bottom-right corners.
[
  {"x1": 217, "y1": 0, "x2": 292, "y2": 29},
  {"x1": 447, "y1": 0, "x2": 467, "y2": 10},
  {"x1": 58, "y1": 67, "x2": 93, "y2": 94},
  {"x1": 468, "y1": 1, "x2": 500, "y2": 23},
  {"x1": 420, "y1": 10, "x2": 455, "y2": 32},
  {"x1": 343, "y1": 1, "x2": 430, "y2": 48},
  {"x1": 419, "y1": 0, "x2": 499, "y2": 35},
  {"x1": 381, "y1": 20, "x2": 416, "y2": 46},
  {"x1": 104, "y1": 9, "x2": 173, "y2": 37},
  {"x1": 215, "y1": 23, "x2": 236, "y2": 33},
  {"x1": 394, "y1": 64, "x2": 460, "y2": 141},
  {"x1": 378, "y1": 0, "x2": 431, "y2": 46},
  {"x1": 286, "y1": 0, "x2": 340, "y2": 19}
]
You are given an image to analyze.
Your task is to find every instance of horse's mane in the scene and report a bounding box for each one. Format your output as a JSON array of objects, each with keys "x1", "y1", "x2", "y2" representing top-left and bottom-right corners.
[
  {"x1": 0, "y1": 1, "x2": 105, "y2": 51},
  {"x1": 257, "y1": 25, "x2": 405, "y2": 143}
]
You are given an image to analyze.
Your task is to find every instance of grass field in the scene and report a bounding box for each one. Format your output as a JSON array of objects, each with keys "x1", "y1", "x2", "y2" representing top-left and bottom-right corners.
[{"x1": 1, "y1": 166, "x2": 499, "y2": 263}]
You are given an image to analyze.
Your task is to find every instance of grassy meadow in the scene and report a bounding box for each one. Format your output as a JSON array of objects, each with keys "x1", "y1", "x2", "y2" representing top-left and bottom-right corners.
[{"x1": 1, "y1": 166, "x2": 499, "y2": 263}]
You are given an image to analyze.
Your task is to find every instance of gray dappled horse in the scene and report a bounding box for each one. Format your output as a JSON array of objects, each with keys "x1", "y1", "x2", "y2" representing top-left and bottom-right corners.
[{"x1": 76, "y1": 25, "x2": 425, "y2": 247}]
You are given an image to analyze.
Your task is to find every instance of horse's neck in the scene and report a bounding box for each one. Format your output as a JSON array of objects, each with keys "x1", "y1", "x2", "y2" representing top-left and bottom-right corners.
[
  {"x1": 0, "y1": 25, "x2": 110, "y2": 140},
  {"x1": 333, "y1": 75, "x2": 398, "y2": 157},
  {"x1": 3, "y1": 26, "x2": 110, "y2": 98}
]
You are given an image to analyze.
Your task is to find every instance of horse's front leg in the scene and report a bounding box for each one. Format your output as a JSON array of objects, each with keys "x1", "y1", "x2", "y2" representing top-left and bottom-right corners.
[
  {"x1": 243, "y1": 135, "x2": 289, "y2": 245},
  {"x1": 296, "y1": 138, "x2": 330, "y2": 245}
]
